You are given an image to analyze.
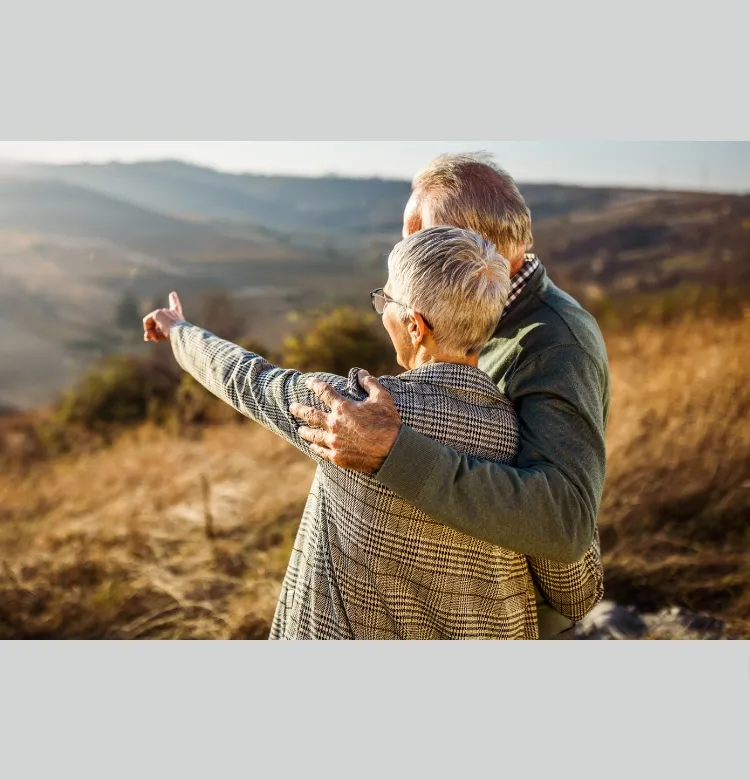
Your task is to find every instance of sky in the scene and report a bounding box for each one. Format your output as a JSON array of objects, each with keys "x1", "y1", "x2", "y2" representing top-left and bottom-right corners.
[{"x1": 0, "y1": 142, "x2": 748, "y2": 194}]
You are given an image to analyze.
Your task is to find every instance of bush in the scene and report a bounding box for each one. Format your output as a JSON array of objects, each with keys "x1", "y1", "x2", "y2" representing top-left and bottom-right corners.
[
  {"x1": 281, "y1": 306, "x2": 396, "y2": 378},
  {"x1": 37, "y1": 348, "x2": 181, "y2": 452},
  {"x1": 34, "y1": 305, "x2": 397, "y2": 456},
  {"x1": 585, "y1": 283, "x2": 750, "y2": 331},
  {"x1": 174, "y1": 338, "x2": 274, "y2": 426}
]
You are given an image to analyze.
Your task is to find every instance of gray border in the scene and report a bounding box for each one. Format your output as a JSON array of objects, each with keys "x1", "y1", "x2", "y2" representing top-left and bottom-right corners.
[
  {"x1": 0, "y1": 1, "x2": 748, "y2": 139},
  {"x1": 0, "y1": 642, "x2": 748, "y2": 779}
]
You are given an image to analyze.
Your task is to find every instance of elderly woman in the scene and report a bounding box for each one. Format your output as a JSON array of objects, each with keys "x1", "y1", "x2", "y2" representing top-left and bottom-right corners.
[{"x1": 144, "y1": 225, "x2": 538, "y2": 640}]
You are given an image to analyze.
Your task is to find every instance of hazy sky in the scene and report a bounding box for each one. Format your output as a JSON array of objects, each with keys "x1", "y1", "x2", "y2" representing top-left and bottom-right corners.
[{"x1": 0, "y1": 142, "x2": 748, "y2": 193}]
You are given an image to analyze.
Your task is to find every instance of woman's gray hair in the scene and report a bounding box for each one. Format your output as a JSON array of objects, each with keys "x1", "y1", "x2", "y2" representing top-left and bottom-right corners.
[
  {"x1": 387, "y1": 225, "x2": 511, "y2": 357},
  {"x1": 412, "y1": 151, "x2": 533, "y2": 260}
]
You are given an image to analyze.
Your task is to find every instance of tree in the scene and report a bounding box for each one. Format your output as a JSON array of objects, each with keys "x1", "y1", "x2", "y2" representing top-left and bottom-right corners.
[{"x1": 115, "y1": 290, "x2": 141, "y2": 333}]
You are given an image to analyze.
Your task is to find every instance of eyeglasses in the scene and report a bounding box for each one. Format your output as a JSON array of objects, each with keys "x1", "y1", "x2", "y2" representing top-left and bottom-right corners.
[{"x1": 369, "y1": 288, "x2": 433, "y2": 330}]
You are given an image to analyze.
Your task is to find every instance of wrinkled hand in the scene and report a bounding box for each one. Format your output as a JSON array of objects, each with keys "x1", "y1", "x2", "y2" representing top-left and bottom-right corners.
[
  {"x1": 143, "y1": 291, "x2": 184, "y2": 342},
  {"x1": 290, "y1": 370, "x2": 402, "y2": 472}
]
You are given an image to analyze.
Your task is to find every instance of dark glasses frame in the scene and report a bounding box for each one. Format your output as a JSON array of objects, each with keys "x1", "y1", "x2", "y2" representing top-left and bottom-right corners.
[{"x1": 369, "y1": 289, "x2": 433, "y2": 330}]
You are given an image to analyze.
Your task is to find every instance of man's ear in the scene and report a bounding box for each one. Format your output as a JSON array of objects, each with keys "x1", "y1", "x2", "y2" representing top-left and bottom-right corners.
[
  {"x1": 405, "y1": 210, "x2": 422, "y2": 237},
  {"x1": 403, "y1": 192, "x2": 423, "y2": 237}
]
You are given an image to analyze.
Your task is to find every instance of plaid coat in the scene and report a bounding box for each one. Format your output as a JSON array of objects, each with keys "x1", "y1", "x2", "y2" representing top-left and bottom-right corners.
[
  {"x1": 171, "y1": 322, "x2": 541, "y2": 639},
  {"x1": 171, "y1": 322, "x2": 603, "y2": 639}
]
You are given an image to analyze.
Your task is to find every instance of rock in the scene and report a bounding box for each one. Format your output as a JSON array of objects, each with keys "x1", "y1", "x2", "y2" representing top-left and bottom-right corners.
[
  {"x1": 641, "y1": 606, "x2": 724, "y2": 639},
  {"x1": 572, "y1": 600, "x2": 726, "y2": 640},
  {"x1": 574, "y1": 600, "x2": 648, "y2": 640}
]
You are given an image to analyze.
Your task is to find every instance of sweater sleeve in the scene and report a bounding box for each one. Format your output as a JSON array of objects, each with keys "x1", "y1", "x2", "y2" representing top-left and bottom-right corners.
[{"x1": 375, "y1": 344, "x2": 607, "y2": 563}]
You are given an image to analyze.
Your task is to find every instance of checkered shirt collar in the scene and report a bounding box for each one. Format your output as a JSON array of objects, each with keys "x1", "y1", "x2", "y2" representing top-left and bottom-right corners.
[{"x1": 501, "y1": 254, "x2": 540, "y2": 319}]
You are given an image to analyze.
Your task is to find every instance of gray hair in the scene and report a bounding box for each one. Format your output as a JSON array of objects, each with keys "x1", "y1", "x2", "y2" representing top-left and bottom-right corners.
[
  {"x1": 412, "y1": 151, "x2": 533, "y2": 260},
  {"x1": 387, "y1": 225, "x2": 511, "y2": 357}
]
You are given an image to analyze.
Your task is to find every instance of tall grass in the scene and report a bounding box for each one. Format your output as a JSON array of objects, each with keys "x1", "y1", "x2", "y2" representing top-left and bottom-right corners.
[
  {"x1": 0, "y1": 311, "x2": 748, "y2": 638},
  {"x1": 599, "y1": 313, "x2": 750, "y2": 634}
]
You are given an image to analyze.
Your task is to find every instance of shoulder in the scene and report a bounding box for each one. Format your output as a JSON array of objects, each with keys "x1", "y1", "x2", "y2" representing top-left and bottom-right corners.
[
  {"x1": 336, "y1": 367, "x2": 420, "y2": 403},
  {"x1": 500, "y1": 275, "x2": 609, "y2": 378},
  {"x1": 535, "y1": 280, "x2": 606, "y2": 358},
  {"x1": 315, "y1": 367, "x2": 414, "y2": 403},
  {"x1": 376, "y1": 368, "x2": 517, "y2": 423}
]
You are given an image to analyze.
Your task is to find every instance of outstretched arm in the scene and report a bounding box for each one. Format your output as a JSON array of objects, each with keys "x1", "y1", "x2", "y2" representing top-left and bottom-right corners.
[
  {"x1": 293, "y1": 345, "x2": 607, "y2": 563},
  {"x1": 143, "y1": 292, "x2": 349, "y2": 460},
  {"x1": 170, "y1": 321, "x2": 336, "y2": 456}
]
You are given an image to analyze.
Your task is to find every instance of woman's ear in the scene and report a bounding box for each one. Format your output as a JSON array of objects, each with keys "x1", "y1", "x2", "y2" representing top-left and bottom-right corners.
[{"x1": 408, "y1": 312, "x2": 428, "y2": 345}]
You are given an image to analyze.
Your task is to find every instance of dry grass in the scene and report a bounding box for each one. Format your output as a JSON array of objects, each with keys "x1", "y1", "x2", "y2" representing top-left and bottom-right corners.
[
  {"x1": 0, "y1": 423, "x2": 315, "y2": 639},
  {"x1": 0, "y1": 314, "x2": 748, "y2": 639},
  {"x1": 599, "y1": 314, "x2": 750, "y2": 636}
]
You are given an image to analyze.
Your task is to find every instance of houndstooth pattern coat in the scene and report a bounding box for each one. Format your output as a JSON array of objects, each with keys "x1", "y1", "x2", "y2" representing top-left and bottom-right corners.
[{"x1": 171, "y1": 322, "x2": 602, "y2": 639}]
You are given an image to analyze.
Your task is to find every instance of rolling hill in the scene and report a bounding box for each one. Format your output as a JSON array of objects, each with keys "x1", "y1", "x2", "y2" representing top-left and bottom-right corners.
[
  {"x1": 0, "y1": 158, "x2": 748, "y2": 410},
  {"x1": 1, "y1": 160, "x2": 412, "y2": 235},
  {"x1": 0, "y1": 175, "x2": 312, "y2": 262}
]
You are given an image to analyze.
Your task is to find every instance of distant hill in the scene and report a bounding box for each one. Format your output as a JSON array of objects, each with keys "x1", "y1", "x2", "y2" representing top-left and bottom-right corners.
[
  {"x1": 4, "y1": 159, "x2": 748, "y2": 290},
  {"x1": 1, "y1": 159, "x2": 676, "y2": 234},
  {"x1": 0, "y1": 158, "x2": 748, "y2": 410},
  {"x1": 531, "y1": 189, "x2": 750, "y2": 297},
  {"x1": 0, "y1": 176, "x2": 309, "y2": 263},
  {"x1": 2, "y1": 160, "x2": 412, "y2": 235}
]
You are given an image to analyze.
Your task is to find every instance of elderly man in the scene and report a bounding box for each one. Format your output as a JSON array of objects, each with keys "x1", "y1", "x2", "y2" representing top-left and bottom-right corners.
[
  {"x1": 145, "y1": 226, "x2": 546, "y2": 639},
  {"x1": 290, "y1": 153, "x2": 609, "y2": 638}
]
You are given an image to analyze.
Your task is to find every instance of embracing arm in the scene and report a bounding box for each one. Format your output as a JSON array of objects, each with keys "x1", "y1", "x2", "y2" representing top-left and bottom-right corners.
[{"x1": 375, "y1": 345, "x2": 608, "y2": 563}]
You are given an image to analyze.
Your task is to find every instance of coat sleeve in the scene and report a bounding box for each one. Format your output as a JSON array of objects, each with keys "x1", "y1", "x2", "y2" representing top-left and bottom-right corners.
[
  {"x1": 170, "y1": 321, "x2": 355, "y2": 463},
  {"x1": 375, "y1": 344, "x2": 608, "y2": 562}
]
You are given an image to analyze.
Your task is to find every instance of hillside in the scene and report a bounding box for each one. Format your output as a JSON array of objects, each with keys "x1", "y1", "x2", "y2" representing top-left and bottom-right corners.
[
  {"x1": 0, "y1": 175, "x2": 316, "y2": 261},
  {"x1": 0, "y1": 159, "x2": 749, "y2": 411},
  {"x1": 534, "y1": 190, "x2": 750, "y2": 298},
  {"x1": 0, "y1": 315, "x2": 747, "y2": 639}
]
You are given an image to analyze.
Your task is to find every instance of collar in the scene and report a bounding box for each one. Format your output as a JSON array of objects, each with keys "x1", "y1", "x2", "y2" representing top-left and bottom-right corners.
[
  {"x1": 393, "y1": 362, "x2": 512, "y2": 403},
  {"x1": 349, "y1": 363, "x2": 511, "y2": 404},
  {"x1": 501, "y1": 254, "x2": 540, "y2": 319}
]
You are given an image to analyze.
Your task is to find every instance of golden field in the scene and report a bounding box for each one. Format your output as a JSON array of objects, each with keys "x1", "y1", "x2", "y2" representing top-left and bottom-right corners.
[{"x1": 0, "y1": 314, "x2": 748, "y2": 639}]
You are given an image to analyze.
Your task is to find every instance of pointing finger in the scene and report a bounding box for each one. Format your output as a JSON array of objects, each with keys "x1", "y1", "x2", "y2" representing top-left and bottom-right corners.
[{"x1": 169, "y1": 291, "x2": 184, "y2": 318}]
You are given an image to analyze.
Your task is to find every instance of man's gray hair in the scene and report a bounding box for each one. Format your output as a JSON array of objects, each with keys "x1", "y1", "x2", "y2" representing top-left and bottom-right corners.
[
  {"x1": 387, "y1": 225, "x2": 511, "y2": 357},
  {"x1": 412, "y1": 151, "x2": 533, "y2": 260}
]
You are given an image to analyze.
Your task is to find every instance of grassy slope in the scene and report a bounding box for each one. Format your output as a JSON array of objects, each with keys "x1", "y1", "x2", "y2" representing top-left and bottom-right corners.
[
  {"x1": 0, "y1": 422, "x2": 314, "y2": 639},
  {"x1": 1, "y1": 315, "x2": 748, "y2": 639}
]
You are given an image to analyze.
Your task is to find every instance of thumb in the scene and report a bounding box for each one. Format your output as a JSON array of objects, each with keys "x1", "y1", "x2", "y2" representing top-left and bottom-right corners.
[
  {"x1": 169, "y1": 291, "x2": 183, "y2": 318},
  {"x1": 359, "y1": 372, "x2": 389, "y2": 403}
]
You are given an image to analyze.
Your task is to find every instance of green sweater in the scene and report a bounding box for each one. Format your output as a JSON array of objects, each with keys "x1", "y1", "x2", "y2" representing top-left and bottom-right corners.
[{"x1": 375, "y1": 262, "x2": 610, "y2": 634}]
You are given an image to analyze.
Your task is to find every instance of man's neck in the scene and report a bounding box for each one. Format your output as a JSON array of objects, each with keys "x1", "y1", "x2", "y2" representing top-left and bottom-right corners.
[{"x1": 508, "y1": 253, "x2": 528, "y2": 276}]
